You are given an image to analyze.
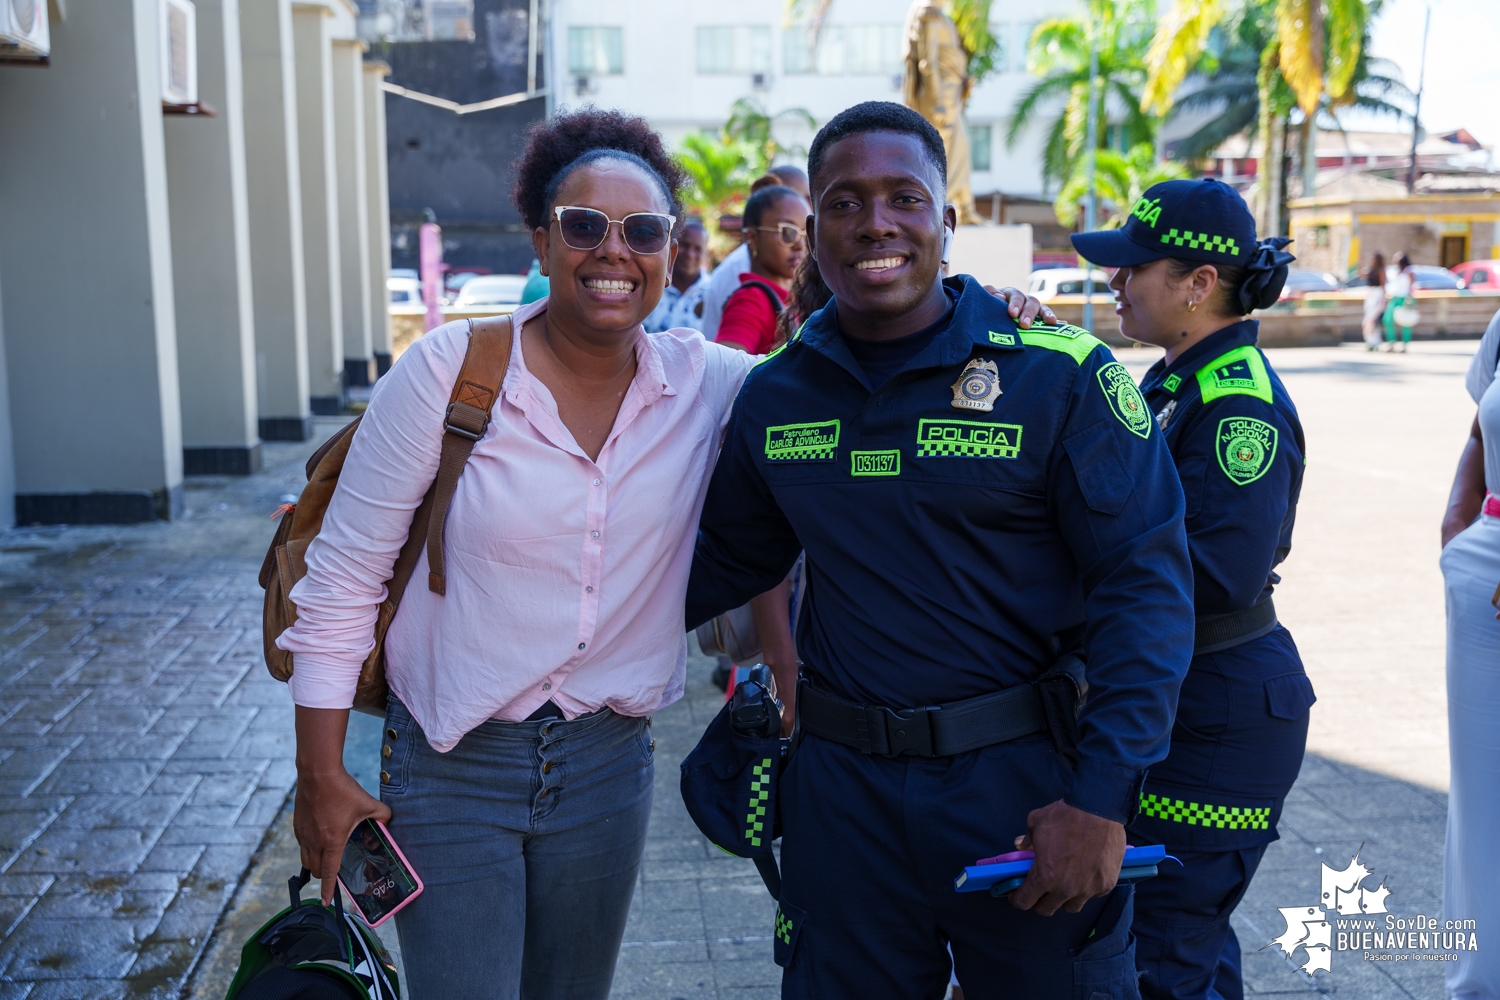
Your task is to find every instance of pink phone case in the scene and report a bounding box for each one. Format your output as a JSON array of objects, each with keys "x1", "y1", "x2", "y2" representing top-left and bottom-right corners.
[{"x1": 337, "y1": 819, "x2": 424, "y2": 927}]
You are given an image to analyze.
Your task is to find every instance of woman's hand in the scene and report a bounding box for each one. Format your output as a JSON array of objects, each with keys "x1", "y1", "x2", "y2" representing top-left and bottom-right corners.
[
  {"x1": 985, "y1": 286, "x2": 1058, "y2": 329},
  {"x1": 294, "y1": 706, "x2": 393, "y2": 904}
]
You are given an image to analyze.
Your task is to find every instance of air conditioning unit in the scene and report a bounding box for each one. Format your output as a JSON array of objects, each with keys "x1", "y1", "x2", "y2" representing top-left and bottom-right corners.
[
  {"x1": 750, "y1": 72, "x2": 769, "y2": 91},
  {"x1": 0, "y1": 0, "x2": 51, "y2": 61},
  {"x1": 159, "y1": 0, "x2": 197, "y2": 106}
]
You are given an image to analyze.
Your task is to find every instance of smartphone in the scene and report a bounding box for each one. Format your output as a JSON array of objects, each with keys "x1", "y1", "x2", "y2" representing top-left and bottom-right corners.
[{"x1": 337, "y1": 818, "x2": 424, "y2": 927}]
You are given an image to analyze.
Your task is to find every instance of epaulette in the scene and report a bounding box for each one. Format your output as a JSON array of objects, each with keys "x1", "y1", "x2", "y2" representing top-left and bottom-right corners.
[
  {"x1": 1195, "y1": 344, "x2": 1273, "y2": 404},
  {"x1": 1017, "y1": 323, "x2": 1104, "y2": 365}
]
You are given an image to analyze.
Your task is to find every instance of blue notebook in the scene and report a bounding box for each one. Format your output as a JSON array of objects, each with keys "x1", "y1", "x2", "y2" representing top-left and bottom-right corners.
[{"x1": 954, "y1": 844, "x2": 1170, "y2": 893}]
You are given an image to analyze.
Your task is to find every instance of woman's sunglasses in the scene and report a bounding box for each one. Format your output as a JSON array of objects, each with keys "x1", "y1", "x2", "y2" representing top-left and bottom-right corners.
[
  {"x1": 750, "y1": 223, "x2": 807, "y2": 246},
  {"x1": 553, "y1": 206, "x2": 677, "y2": 255}
]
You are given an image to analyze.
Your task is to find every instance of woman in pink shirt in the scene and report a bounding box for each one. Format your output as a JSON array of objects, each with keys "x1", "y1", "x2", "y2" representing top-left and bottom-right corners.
[{"x1": 278, "y1": 110, "x2": 759, "y2": 998}]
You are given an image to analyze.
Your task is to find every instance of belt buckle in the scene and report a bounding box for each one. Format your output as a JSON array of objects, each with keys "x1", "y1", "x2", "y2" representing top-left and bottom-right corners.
[{"x1": 880, "y1": 706, "x2": 935, "y2": 757}]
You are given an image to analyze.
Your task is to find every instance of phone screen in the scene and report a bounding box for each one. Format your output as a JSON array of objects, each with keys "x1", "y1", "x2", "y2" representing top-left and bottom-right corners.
[{"x1": 339, "y1": 819, "x2": 420, "y2": 925}]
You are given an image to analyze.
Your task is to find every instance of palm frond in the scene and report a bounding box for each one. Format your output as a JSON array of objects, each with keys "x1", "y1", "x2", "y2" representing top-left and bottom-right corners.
[{"x1": 1141, "y1": 0, "x2": 1225, "y2": 114}]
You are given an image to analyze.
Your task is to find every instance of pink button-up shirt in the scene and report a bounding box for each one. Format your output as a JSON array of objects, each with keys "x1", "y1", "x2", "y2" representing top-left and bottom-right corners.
[{"x1": 277, "y1": 299, "x2": 756, "y2": 751}]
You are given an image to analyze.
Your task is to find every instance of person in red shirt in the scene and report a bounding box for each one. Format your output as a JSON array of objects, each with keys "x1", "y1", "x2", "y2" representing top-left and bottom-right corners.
[{"x1": 715, "y1": 184, "x2": 810, "y2": 354}]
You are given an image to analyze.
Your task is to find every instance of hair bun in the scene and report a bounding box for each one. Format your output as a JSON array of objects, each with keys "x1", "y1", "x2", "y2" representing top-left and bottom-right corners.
[{"x1": 1238, "y1": 236, "x2": 1296, "y2": 313}]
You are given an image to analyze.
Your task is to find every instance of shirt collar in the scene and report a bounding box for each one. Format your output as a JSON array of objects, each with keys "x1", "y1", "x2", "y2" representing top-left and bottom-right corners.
[
  {"x1": 504, "y1": 296, "x2": 674, "y2": 404},
  {"x1": 1143, "y1": 318, "x2": 1260, "y2": 395},
  {"x1": 797, "y1": 274, "x2": 1023, "y2": 387}
]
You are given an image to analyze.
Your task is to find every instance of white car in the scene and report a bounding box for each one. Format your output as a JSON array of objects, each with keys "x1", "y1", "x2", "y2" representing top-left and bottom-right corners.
[
  {"x1": 388, "y1": 276, "x2": 423, "y2": 306},
  {"x1": 1027, "y1": 267, "x2": 1112, "y2": 300},
  {"x1": 454, "y1": 274, "x2": 528, "y2": 307}
]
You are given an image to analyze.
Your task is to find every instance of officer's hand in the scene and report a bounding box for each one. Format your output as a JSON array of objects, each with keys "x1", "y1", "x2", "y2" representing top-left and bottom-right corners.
[
  {"x1": 983, "y1": 285, "x2": 1058, "y2": 329},
  {"x1": 1008, "y1": 799, "x2": 1125, "y2": 916}
]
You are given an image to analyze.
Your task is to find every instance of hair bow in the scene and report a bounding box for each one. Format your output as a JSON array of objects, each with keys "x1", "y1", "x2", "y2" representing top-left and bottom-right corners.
[{"x1": 1239, "y1": 236, "x2": 1297, "y2": 313}]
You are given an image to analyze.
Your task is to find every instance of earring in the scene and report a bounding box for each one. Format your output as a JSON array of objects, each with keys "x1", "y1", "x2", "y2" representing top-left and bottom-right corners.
[{"x1": 1187, "y1": 299, "x2": 1197, "y2": 312}]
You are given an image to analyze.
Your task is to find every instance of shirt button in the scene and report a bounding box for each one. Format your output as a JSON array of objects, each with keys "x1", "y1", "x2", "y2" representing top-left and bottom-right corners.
[
  {"x1": 593, "y1": 479, "x2": 601, "y2": 486},
  {"x1": 578, "y1": 642, "x2": 586, "y2": 650},
  {"x1": 590, "y1": 530, "x2": 599, "y2": 539},
  {"x1": 542, "y1": 682, "x2": 552, "y2": 691},
  {"x1": 585, "y1": 586, "x2": 593, "y2": 593}
]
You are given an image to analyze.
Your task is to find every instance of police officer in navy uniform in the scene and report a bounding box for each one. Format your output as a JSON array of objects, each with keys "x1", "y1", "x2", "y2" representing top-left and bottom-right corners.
[
  {"x1": 1071, "y1": 179, "x2": 1316, "y2": 1000},
  {"x1": 685, "y1": 101, "x2": 1195, "y2": 999}
]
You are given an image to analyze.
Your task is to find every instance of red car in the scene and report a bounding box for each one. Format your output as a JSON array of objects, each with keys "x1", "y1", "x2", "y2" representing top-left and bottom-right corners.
[{"x1": 1451, "y1": 260, "x2": 1500, "y2": 291}]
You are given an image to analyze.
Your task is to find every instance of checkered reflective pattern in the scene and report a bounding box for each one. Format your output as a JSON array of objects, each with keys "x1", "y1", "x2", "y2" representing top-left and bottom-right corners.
[
  {"x1": 917, "y1": 438, "x2": 1018, "y2": 458},
  {"x1": 744, "y1": 758, "x2": 772, "y2": 847},
  {"x1": 1138, "y1": 792, "x2": 1271, "y2": 829},
  {"x1": 1159, "y1": 229, "x2": 1241, "y2": 257},
  {"x1": 776, "y1": 907, "x2": 795, "y2": 945}
]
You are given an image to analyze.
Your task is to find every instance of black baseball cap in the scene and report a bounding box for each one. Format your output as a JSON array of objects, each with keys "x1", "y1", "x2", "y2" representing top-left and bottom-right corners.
[{"x1": 1071, "y1": 178, "x2": 1257, "y2": 268}]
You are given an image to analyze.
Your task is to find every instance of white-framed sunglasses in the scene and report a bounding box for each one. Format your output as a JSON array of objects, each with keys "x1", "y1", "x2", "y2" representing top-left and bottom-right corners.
[{"x1": 553, "y1": 206, "x2": 677, "y2": 255}]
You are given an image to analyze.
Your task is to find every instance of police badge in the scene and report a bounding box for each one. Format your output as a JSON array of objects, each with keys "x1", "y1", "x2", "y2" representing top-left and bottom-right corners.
[{"x1": 950, "y1": 358, "x2": 1002, "y2": 412}]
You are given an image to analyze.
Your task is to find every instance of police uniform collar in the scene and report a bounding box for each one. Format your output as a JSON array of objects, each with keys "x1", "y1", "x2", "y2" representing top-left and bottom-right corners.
[
  {"x1": 795, "y1": 275, "x2": 1021, "y2": 386},
  {"x1": 1146, "y1": 319, "x2": 1260, "y2": 395}
]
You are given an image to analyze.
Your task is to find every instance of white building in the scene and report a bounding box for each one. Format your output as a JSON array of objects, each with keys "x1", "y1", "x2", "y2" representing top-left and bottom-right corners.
[{"x1": 547, "y1": 0, "x2": 1076, "y2": 203}]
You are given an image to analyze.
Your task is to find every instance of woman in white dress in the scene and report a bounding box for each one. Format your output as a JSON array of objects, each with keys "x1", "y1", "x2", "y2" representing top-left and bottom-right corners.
[{"x1": 1440, "y1": 307, "x2": 1500, "y2": 1000}]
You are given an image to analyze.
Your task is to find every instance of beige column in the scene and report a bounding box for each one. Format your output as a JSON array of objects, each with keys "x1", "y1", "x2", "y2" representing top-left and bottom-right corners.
[
  {"x1": 364, "y1": 59, "x2": 393, "y2": 374},
  {"x1": 166, "y1": 0, "x2": 262, "y2": 475},
  {"x1": 240, "y1": 0, "x2": 313, "y2": 441},
  {"x1": 332, "y1": 38, "x2": 373, "y2": 387},
  {"x1": 292, "y1": 2, "x2": 344, "y2": 414},
  {"x1": 0, "y1": 0, "x2": 184, "y2": 523}
]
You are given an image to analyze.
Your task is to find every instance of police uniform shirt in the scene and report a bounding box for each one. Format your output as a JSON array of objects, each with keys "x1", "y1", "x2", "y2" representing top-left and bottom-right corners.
[
  {"x1": 687, "y1": 275, "x2": 1195, "y2": 823},
  {"x1": 1139, "y1": 319, "x2": 1306, "y2": 616}
]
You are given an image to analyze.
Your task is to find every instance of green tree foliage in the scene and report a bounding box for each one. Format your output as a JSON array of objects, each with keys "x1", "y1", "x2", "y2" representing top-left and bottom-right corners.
[
  {"x1": 1004, "y1": 0, "x2": 1160, "y2": 189},
  {"x1": 948, "y1": 0, "x2": 1001, "y2": 85},
  {"x1": 1054, "y1": 142, "x2": 1190, "y2": 228},
  {"x1": 724, "y1": 98, "x2": 816, "y2": 176},
  {"x1": 675, "y1": 132, "x2": 753, "y2": 228}
]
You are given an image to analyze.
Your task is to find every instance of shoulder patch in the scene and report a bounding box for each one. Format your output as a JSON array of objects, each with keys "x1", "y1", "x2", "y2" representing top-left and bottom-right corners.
[
  {"x1": 1196, "y1": 345, "x2": 1273, "y2": 404},
  {"x1": 1162, "y1": 373, "x2": 1182, "y2": 394},
  {"x1": 1216, "y1": 416, "x2": 1278, "y2": 485},
  {"x1": 1019, "y1": 325, "x2": 1104, "y2": 365},
  {"x1": 1097, "y1": 362, "x2": 1152, "y2": 439},
  {"x1": 988, "y1": 330, "x2": 1016, "y2": 346}
]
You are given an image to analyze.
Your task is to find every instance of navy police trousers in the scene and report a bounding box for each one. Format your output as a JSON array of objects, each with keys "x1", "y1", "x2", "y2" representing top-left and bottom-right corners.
[
  {"x1": 1127, "y1": 627, "x2": 1315, "y2": 1000},
  {"x1": 776, "y1": 730, "x2": 1140, "y2": 1000}
]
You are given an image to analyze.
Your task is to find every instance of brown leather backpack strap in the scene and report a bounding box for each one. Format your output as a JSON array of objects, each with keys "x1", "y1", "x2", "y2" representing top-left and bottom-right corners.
[{"x1": 426, "y1": 315, "x2": 515, "y2": 594}]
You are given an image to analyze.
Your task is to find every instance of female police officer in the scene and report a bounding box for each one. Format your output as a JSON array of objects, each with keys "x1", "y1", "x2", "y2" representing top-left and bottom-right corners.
[{"x1": 1071, "y1": 179, "x2": 1316, "y2": 1000}]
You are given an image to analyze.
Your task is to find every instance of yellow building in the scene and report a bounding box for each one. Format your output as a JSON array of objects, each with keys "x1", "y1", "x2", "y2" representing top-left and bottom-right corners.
[{"x1": 1287, "y1": 172, "x2": 1500, "y2": 278}]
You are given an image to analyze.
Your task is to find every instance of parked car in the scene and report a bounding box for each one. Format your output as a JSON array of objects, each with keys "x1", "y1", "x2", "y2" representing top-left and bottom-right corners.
[
  {"x1": 445, "y1": 270, "x2": 487, "y2": 295},
  {"x1": 1404, "y1": 264, "x2": 1464, "y2": 291},
  {"x1": 388, "y1": 276, "x2": 423, "y2": 306},
  {"x1": 1278, "y1": 269, "x2": 1341, "y2": 301},
  {"x1": 453, "y1": 274, "x2": 528, "y2": 307},
  {"x1": 1450, "y1": 260, "x2": 1500, "y2": 291},
  {"x1": 1026, "y1": 267, "x2": 1111, "y2": 300},
  {"x1": 390, "y1": 268, "x2": 418, "y2": 280}
]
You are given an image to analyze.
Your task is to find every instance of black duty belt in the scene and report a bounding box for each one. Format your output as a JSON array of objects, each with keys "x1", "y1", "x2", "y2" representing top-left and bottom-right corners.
[
  {"x1": 1195, "y1": 598, "x2": 1278, "y2": 655},
  {"x1": 797, "y1": 678, "x2": 1049, "y2": 758}
]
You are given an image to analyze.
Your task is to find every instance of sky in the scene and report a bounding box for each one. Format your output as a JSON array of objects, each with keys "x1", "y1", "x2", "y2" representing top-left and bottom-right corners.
[{"x1": 1360, "y1": 0, "x2": 1500, "y2": 152}]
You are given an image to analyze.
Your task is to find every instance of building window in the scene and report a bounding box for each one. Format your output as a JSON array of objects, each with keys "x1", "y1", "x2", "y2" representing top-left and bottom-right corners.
[
  {"x1": 969, "y1": 125, "x2": 992, "y2": 172},
  {"x1": 785, "y1": 24, "x2": 901, "y2": 75},
  {"x1": 568, "y1": 26, "x2": 623, "y2": 75},
  {"x1": 1013, "y1": 22, "x2": 1036, "y2": 72},
  {"x1": 696, "y1": 26, "x2": 771, "y2": 75}
]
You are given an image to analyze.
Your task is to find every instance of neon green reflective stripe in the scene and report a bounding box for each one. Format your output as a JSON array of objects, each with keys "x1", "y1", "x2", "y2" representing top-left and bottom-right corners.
[
  {"x1": 1020, "y1": 327, "x2": 1104, "y2": 365},
  {"x1": 1159, "y1": 228, "x2": 1241, "y2": 256},
  {"x1": 1138, "y1": 792, "x2": 1271, "y2": 830},
  {"x1": 744, "y1": 758, "x2": 772, "y2": 847},
  {"x1": 1196, "y1": 345, "x2": 1273, "y2": 404}
]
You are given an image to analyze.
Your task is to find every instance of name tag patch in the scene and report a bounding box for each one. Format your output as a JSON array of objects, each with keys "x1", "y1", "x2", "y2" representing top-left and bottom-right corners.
[
  {"x1": 916, "y1": 419, "x2": 1022, "y2": 459},
  {"x1": 765, "y1": 420, "x2": 840, "y2": 461},
  {"x1": 850, "y1": 450, "x2": 901, "y2": 477}
]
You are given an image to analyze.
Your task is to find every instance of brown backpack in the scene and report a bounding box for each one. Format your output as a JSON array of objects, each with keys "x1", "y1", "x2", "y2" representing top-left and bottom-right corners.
[{"x1": 259, "y1": 317, "x2": 514, "y2": 713}]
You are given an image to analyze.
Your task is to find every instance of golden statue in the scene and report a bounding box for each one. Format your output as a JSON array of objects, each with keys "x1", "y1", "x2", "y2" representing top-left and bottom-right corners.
[{"x1": 902, "y1": 1, "x2": 983, "y2": 224}]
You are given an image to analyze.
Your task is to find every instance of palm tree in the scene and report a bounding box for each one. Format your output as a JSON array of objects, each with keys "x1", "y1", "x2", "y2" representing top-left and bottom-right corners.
[
  {"x1": 1141, "y1": 0, "x2": 1383, "y2": 235},
  {"x1": 1054, "y1": 142, "x2": 1190, "y2": 229},
  {"x1": 676, "y1": 132, "x2": 753, "y2": 230},
  {"x1": 1004, "y1": 0, "x2": 1159, "y2": 190},
  {"x1": 724, "y1": 99, "x2": 816, "y2": 176}
]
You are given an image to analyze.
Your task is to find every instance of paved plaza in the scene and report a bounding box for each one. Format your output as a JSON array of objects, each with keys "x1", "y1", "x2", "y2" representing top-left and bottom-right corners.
[{"x1": 0, "y1": 340, "x2": 1483, "y2": 999}]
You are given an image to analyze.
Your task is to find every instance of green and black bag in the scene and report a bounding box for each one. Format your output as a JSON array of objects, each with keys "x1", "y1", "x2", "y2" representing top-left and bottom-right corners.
[{"x1": 224, "y1": 869, "x2": 400, "y2": 1000}]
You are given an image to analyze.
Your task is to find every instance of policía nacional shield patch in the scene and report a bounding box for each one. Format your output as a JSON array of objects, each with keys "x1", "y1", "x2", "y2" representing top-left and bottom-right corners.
[
  {"x1": 1216, "y1": 416, "x2": 1278, "y2": 486},
  {"x1": 1097, "y1": 362, "x2": 1151, "y2": 439}
]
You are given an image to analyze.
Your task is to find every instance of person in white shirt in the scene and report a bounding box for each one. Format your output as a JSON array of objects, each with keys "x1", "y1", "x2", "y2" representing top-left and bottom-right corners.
[
  {"x1": 644, "y1": 221, "x2": 711, "y2": 332},
  {"x1": 701, "y1": 165, "x2": 810, "y2": 339},
  {"x1": 1383, "y1": 251, "x2": 1416, "y2": 352}
]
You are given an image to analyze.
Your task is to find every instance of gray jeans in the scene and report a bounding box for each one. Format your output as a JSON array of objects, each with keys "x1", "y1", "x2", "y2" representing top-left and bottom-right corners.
[{"x1": 380, "y1": 697, "x2": 654, "y2": 999}]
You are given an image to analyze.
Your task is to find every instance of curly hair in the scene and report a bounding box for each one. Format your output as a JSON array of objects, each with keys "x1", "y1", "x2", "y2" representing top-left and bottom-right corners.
[
  {"x1": 511, "y1": 107, "x2": 688, "y2": 232},
  {"x1": 774, "y1": 252, "x2": 832, "y2": 348}
]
